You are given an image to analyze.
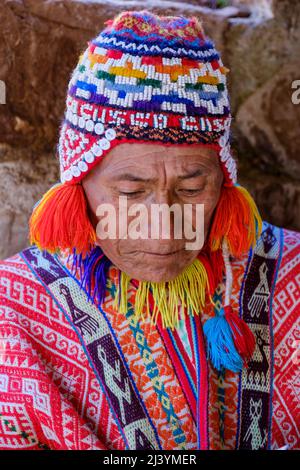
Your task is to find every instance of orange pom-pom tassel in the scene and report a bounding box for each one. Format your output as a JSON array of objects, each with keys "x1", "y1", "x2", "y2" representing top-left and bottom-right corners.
[
  {"x1": 29, "y1": 183, "x2": 96, "y2": 256},
  {"x1": 208, "y1": 184, "x2": 262, "y2": 258}
]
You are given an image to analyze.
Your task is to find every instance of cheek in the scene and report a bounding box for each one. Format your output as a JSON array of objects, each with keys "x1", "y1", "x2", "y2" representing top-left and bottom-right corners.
[
  {"x1": 89, "y1": 192, "x2": 111, "y2": 214},
  {"x1": 83, "y1": 176, "x2": 117, "y2": 213},
  {"x1": 194, "y1": 184, "x2": 221, "y2": 217},
  {"x1": 83, "y1": 182, "x2": 100, "y2": 213},
  {"x1": 96, "y1": 237, "x2": 122, "y2": 265},
  {"x1": 203, "y1": 189, "x2": 220, "y2": 216},
  {"x1": 85, "y1": 188, "x2": 123, "y2": 236},
  {"x1": 205, "y1": 175, "x2": 222, "y2": 206}
]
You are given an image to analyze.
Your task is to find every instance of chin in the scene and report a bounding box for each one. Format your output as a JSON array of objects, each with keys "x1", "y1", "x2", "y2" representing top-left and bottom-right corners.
[
  {"x1": 111, "y1": 247, "x2": 199, "y2": 283},
  {"x1": 127, "y1": 259, "x2": 192, "y2": 283}
]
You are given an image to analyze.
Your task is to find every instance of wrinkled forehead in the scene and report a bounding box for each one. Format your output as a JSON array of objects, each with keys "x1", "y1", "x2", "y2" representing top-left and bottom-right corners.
[{"x1": 82, "y1": 142, "x2": 223, "y2": 182}]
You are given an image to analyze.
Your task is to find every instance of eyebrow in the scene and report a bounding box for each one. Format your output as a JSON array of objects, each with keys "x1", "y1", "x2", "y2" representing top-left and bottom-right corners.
[
  {"x1": 177, "y1": 168, "x2": 205, "y2": 180},
  {"x1": 112, "y1": 173, "x2": 153, "y2": 183},
  {"x1": 112, "y1": 168, "x2": 206, "y2": 182}
]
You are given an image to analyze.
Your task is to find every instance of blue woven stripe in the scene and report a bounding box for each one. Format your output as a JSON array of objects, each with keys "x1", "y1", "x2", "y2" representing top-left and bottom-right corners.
[
  {"x1": 70, "y1": 86, "x2": 228, "y2": 117},
  {"x1": 92, "y1": 38, "x2": 220, "y2": 61},
  {"x1": 98, "y1": 31, "x2": 215, "y2": 50}
]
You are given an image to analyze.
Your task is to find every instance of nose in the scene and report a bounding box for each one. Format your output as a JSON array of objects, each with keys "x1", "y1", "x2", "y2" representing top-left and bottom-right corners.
[
  {"x1": 149, "y1": 188, "x2": 182, "y2": 243},
  {"x1": 153, "y1": 188, "x2": 174, "y2": 206}
]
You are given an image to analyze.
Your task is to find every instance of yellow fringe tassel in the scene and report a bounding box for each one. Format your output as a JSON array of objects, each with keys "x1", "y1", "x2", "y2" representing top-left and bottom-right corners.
[{"x1": 113, "y1": 258, "x2": 209, "y2": 330}]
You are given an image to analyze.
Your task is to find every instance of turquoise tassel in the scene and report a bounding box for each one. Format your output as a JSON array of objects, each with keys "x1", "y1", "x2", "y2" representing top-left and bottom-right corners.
[{"x1": 203, "y1": 308, "x2": 243, "y2": 373}]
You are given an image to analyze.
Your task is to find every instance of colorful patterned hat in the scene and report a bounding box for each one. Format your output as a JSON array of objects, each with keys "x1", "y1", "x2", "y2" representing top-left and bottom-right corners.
[
  {"x1": 57, "y1": 10, "x2": 236, "y2": 186},
  {"x1": 29, "y1": 10, "x2": 263, "y2": 371}
]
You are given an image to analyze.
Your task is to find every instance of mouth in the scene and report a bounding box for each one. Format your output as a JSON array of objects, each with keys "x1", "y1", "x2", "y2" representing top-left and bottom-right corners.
[{"x1": 140, "y1": 249, "x2": 184, "y2": 258}]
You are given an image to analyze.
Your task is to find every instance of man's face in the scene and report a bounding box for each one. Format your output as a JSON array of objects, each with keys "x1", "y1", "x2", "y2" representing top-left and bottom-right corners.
[{"x1": 82, "y1": 143, "x2": 223, "y2": 282}]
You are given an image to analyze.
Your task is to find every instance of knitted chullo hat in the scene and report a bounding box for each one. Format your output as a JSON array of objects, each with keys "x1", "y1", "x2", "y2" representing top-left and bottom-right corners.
[
  {"x1": 29, "y1": 10, "x2": 262, "y2": 372},
  {"x1": 58, "y1": 11, "x2": 236, "y2": 185}
]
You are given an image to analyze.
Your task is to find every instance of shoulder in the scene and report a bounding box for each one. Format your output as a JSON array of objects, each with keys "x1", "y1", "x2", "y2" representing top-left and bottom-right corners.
[
  {"x1": 255, "y1": 220, "x2": 300, "y2": 316},
  {"x1": 269, "y1": 220, "x2": 300, "y2": 311},
  {"x1": 264, "y1": 223, "x2": 300, "y2": 450},
  {"x1": 0, "y1": 249, "x2": 39, "y2": 309},
  {"x1": 0, "y1": 249, "x2": 34, "y2": 282},
  {"x1": 253, "y1": 220, "x2": 300, "y2": 291},
  {"x1": 230, "y1": 220, "x2": 300, "y2": 319},
  {"x1": 0, "y1": 247, "x2": 57, "y2": 326},
  {"x1": 0, "y1": 247, "x2": 44, "y2": 299},
  {"x1": 277, "y1": 224, "x2": 300, "y2": 291},
  {"x1": 257, "y1": 219, "x2": 300, "y2": 264},
  {"x1": 280, "y1": 224, "x2": 300, "y2": 262},
  {"x1": 268, "y1": 220, "x2": 300, "y2": 277},
  {"x1": 230, "y1": 220, "x2": 299, "y2": 280}
]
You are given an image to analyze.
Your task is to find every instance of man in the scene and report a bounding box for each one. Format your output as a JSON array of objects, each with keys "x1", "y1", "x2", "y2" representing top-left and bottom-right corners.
[{"x1": 0, "y1": 10, "x2": 299, "y2": 450}]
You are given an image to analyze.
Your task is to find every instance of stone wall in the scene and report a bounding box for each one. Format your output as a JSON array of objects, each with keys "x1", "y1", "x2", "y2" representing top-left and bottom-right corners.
[{"x1": 0, "y1": 0, "x2": 299, "y2": 259}]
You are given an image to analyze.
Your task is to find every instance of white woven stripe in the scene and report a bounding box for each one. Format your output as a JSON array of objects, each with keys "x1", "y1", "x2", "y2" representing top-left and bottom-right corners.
[
  {"x1": 222, "y1": 238, "x2": 233, "y2": 306},
  {"x1": 94, "y1": 35, "x2": 219, "y2": 60}
]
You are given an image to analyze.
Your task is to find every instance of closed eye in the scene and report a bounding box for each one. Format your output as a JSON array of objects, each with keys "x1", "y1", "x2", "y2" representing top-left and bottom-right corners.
[
  {"x1": 119, "y1": 190, "x2": 145, "y2": 197},
  {"x1": 178, "y1": 188, "x2": 203, "y2": 195}
]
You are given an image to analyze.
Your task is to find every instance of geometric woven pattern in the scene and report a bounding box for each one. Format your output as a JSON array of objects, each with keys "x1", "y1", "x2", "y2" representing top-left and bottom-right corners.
[
  {"x1": 0, "y1": 221, "x2": 299, "y2": 449},
  {"x1": 0, "y1": 253, "x2": 119, "y2": 449},
  {"x1": 271, "y1": 228, "x2": 300, "y2": 449}
]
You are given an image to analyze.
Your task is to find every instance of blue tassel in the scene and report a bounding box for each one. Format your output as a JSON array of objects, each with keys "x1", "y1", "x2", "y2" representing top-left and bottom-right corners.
[
  {"x1": 203, "y1": 307, "x2": 243, "y2": 373},
  {"x1": 71, "y1": 246, "x2": 111, "y2": 306}
]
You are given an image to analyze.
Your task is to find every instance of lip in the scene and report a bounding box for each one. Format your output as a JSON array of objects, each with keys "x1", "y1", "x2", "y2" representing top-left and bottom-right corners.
[{"x1": 141, "y1": 249, "x2": 183, "y2": 257}]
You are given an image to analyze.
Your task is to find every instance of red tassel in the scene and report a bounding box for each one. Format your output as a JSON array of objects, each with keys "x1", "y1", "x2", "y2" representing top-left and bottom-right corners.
[
  {"x1": 199, "y1": 241, "x2": 224, "y2": 293},
  {"x1": 208, "y1": 185, "x2": 262, "y2": 259},
  {"x1": 29, "y1": 182, "x2": 96, "y2": 256},
  {"x1": 207, "y1": 248, "x2": 224, "y2": 288},
  {"x1": 224, "y1": 305, "x2": 256, "y2": 366}
]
